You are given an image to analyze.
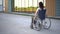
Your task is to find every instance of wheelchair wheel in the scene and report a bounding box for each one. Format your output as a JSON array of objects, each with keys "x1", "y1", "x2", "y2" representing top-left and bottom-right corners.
[
  {"x1": 43, "y1": 18, "x2": 51, "y2": 29},
  {"x1": 35, "y1": 19, "x2": 42, "y2": 31},
  {"x1": 30, "y1": 16, "x2": 42, "y2": 31}
]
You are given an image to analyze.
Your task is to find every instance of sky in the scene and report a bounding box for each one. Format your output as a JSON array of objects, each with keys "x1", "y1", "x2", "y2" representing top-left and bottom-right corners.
[{"x1": 14, "y1": 0, "x2": 44, "y2": 8}]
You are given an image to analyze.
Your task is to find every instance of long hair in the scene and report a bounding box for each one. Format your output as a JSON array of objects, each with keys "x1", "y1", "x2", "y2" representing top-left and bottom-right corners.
[{"x1": 39, "y1": 2, "x2": 44, "y2": 9}]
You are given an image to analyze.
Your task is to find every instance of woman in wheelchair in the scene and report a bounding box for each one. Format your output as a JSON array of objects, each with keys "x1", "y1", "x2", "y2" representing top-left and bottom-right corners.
[
  {"x1": 30, "y1": 2, "x2": 46, "y2": 31},
  {"x1": 35, "y1": 2, "x2": 46, "y2": 20}
]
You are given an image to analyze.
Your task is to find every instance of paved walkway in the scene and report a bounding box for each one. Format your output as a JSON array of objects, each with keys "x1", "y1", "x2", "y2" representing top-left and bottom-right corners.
[{"x1": 0, "y1": 13, "x2": 60, "y2": 34}]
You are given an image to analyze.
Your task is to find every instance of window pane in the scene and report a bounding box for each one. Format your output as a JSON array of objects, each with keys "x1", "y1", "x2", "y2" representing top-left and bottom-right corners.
[
  {"x1": 0, "y1": 0, "x2": 3, "y2": 11},
  {"x1": 14, "y1": 0, "x2": 46, "y2": 13}
]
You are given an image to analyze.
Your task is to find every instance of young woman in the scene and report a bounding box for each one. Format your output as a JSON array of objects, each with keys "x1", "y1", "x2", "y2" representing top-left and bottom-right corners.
[
  {"x1": 31, "y1": 2, "x2": 46, "y2": 31},
  {"x1": 35, "y1": 2, "x2": 46, "y2": 20}
]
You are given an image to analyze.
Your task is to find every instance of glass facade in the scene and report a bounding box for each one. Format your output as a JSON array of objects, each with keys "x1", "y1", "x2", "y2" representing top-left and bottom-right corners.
[{"x1": 14, "y1": 0, "x2": 46, "y2": 13}]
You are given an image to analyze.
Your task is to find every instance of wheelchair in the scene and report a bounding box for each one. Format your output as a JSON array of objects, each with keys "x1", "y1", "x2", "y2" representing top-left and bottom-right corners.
[{"x1": 30, "y1": 16, "x2": 51, "y2": 31}]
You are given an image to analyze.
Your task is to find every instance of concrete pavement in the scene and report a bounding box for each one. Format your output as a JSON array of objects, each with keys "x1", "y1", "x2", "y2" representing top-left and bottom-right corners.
[{"x1": 0, "y1": 13, "x2": 60, "y2": 34}]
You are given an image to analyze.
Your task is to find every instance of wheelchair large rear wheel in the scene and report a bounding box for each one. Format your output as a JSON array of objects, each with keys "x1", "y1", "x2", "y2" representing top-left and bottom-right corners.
[
  {"x1": 35, "y1": 19, "x2": 42, "y2": 31},
  {"x1": 43, "y1": 18, "x2": 51, "y2": 29}
]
